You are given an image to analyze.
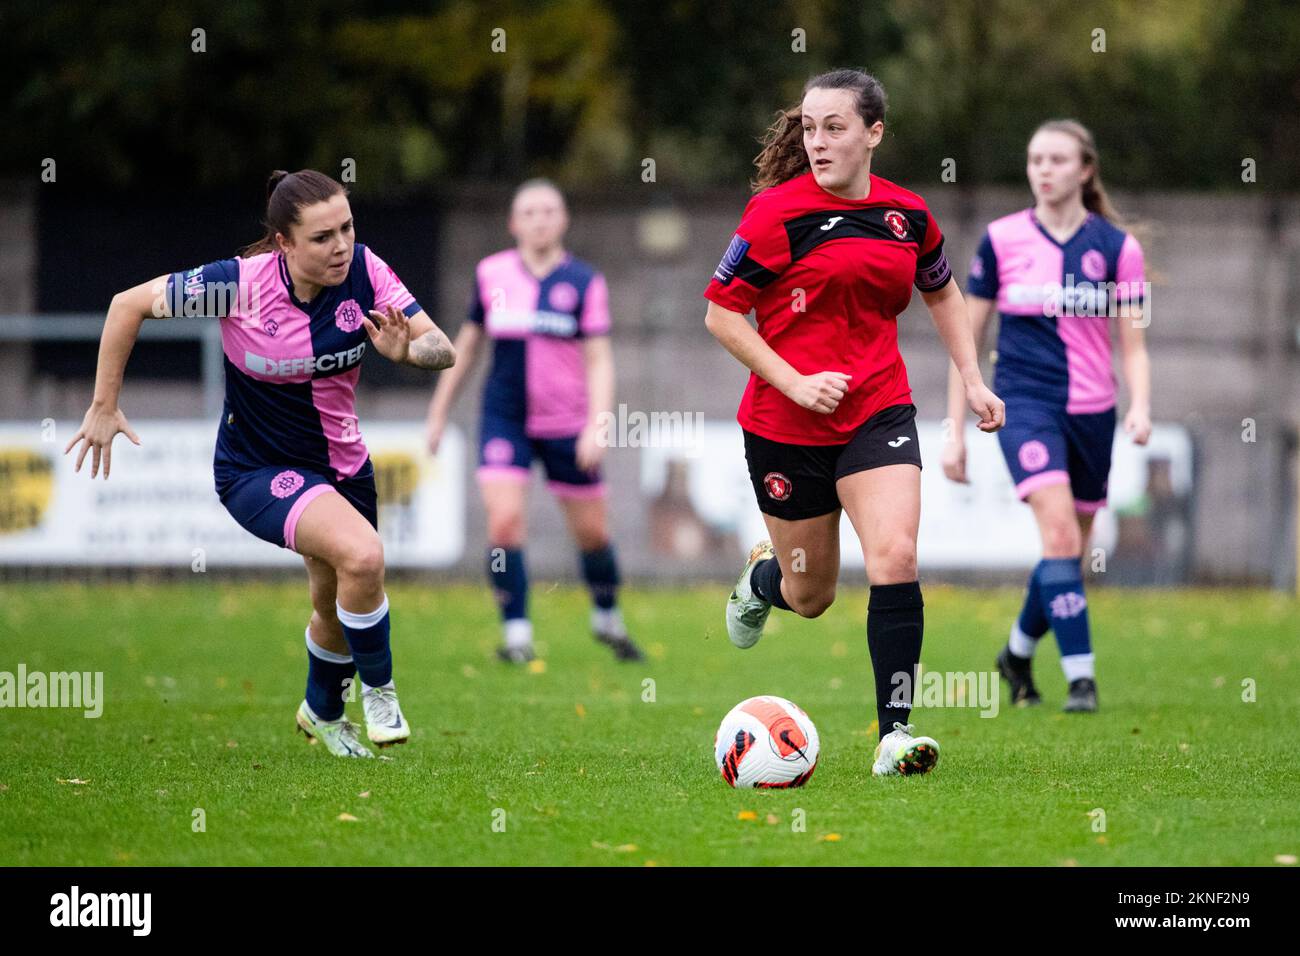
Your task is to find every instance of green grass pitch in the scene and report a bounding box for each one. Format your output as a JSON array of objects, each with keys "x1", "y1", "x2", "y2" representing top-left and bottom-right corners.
[{"x1": 0, "y1": 581, "x2": 1296, "y2": 866}]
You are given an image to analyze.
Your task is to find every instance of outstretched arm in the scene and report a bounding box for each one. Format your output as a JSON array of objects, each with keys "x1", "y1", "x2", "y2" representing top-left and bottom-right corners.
[{"x1": 64, "y1": 274, "x2": 171, "y2": 478}]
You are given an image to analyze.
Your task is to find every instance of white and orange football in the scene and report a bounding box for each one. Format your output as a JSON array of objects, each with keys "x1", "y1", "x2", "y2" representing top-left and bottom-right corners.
[{"x1": 714, "y1": 695, "x2": 819, "y2": 788}]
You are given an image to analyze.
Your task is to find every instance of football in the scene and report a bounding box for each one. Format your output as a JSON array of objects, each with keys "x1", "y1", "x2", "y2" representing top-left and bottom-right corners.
[{"x1": 714, "y1": 695, "x2": 819, "y2": 788}]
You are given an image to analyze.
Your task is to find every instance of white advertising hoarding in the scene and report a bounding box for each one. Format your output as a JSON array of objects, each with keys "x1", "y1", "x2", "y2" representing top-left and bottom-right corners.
[
  {"x1": 0, "y1": 421, "x2": 465, "y2": 567},
  {"x1": 640, "y1": 419, "x2": 1192, "y2": 570}
]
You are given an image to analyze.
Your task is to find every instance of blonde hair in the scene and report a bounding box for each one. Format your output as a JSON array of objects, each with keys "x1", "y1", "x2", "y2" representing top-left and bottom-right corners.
[{"x1": 1031, "y1": 119, "x2": 1124, "y2": 223}]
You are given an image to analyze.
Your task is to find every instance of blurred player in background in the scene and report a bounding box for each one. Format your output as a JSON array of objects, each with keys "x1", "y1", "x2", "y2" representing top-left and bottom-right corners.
[
  {"x1": 65, "y1": 169, "x2": 456, "y2": 756},
  {"x1": 944, "y1": 120, "x2": 1150, "y2": 712},
  {"x1": 425, "y1": 179, "x2": 643, "y2": 664},
  {"x1": 704, "y1": 69, "x2": 1004, "y2": 777}
]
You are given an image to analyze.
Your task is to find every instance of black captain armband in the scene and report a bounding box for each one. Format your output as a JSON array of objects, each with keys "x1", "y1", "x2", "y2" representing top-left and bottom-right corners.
[{"x1": 915, "y1": 246, "x2": 953, "y2": 292}]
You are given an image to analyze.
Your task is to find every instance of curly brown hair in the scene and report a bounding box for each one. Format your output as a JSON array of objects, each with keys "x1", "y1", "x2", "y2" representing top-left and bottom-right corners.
[{"x1": 752, "y1": 69, "x2": 887, "y2": 193}]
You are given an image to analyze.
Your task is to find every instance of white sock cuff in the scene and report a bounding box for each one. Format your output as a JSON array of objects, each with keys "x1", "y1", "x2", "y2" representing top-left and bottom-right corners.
[
  {"x1": 1060, "y1": 653, "x2": 1096, "y2": 682},
  {"x1": 305, "y1": 626, "x2": 353, "y2": 664},
  {"x1": 504, "y1": 617, "x2": 533, "y2": 649},
  {"x1": 1008, "y1": 622, "x2": 1038, "y2": 659},
  {"x1": 336, "y1": 594, "x2": 390, "y2": 630}
]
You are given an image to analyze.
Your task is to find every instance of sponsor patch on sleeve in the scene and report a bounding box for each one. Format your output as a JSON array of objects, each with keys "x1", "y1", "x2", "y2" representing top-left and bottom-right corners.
[{"x1": 712, "y1": 234, "x2": 751, "y2": 285}]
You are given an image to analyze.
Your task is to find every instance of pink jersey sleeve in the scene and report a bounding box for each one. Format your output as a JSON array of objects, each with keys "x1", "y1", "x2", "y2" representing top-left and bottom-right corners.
[
  {"x1": 1116, "y1": 233, "x2": 1146, "y2": 307},
  {"x1": 580, "y1": 272, "x2": 611, "y2": 336},
  {"x1": 364, "y1": 246, "x2": 420, "y2": 316}
]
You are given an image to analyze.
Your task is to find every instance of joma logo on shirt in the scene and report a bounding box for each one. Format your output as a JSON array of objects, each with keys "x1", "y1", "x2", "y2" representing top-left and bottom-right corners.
[{"x1": 244, "y1": 343, "x2": 366, "y2": 377}]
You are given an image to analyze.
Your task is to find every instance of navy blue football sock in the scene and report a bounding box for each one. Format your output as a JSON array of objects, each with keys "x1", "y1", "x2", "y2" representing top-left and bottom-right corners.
[
  {"x1": 304, "y1": 626, "x2": 355, "y2": 721},
  {"x1": 1008, "y1": 561, "x2": 1051, "y2": 659},
  {"x1": 579, "y1": 544, "x2": 620, "y2": 611},
  {"x1": 867, "y1": 581, "x2": 924, "y2": 739},
  {"x1": 750, "y1": 557, "x2": 792, "y2": 611},
  {"x1": 1037, "y1": 557, "x2": 1092, "y2": 661},
  {"x1": 488, "y1": 547, "x2": 528, "y2": 621},
  {"x1": 336, "y1": 595, "x2": 392, "y2": 688},
  {"x1": 1017, "y1": 561, "x2": 1050, "y2": 639}
]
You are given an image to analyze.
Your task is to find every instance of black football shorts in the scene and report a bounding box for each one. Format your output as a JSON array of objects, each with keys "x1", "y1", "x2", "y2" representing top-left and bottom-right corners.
[{"x1": 743, "y1": 403, "x2": 922, "y2": 520}]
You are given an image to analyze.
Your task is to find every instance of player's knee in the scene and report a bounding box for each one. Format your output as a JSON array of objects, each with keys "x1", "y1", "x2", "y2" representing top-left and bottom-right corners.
[
  {"x1": 487, "y1": 512, "x2": 525, "y2": 547},
  {"x1": 338, "y1": 535, "x2": 385, "y2": 583},
  {"x1": 865, "y1": 539, "x2": 917, "y2": 583},
  {"x1": 788, "y1": 585, "x2": 835, "y2": 618},
  {"x1": 1042, "y1": 521, "x2": 1082, "y2": 557}
]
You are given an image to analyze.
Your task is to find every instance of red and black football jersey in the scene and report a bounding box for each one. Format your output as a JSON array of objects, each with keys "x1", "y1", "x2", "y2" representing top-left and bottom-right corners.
[{"x1": 704, "y1": 171, "x2": 952, "y2": 445}]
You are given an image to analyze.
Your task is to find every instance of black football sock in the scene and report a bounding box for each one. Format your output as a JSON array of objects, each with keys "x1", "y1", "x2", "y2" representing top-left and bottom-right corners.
[
  {"x1": 867, "y1": 581, "x2": 924, "y2": 739},
  {"x1": 750, "y1": 557, "x2": 792, "y2": 611}
]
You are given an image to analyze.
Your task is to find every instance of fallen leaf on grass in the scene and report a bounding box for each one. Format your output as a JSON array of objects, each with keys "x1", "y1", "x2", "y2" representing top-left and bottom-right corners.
[
  {"x1": 337, "y1": 813, "x2": 358, "y2": 822},
  {"x1": 737, "y1": 810, "x2": 758, "y2": 821},
  {"x1": 574, "y1": 703, "x2": 587, "y2": 718},
  {"x1": 56, "y1": 778, "x2": 89, "y2": 786},
  {"x1": 358, "y1": 791, "x2": 371, "y2": 799},
  {"x1": 1275, "y1": 854, "x2": 1297, "y2": 865},
  {"x1": 817, "y1": 833, "x2": 841, "y2": 842},
  {"x1": 527, "y1": 660, "x2": 547, "y2": 674}
]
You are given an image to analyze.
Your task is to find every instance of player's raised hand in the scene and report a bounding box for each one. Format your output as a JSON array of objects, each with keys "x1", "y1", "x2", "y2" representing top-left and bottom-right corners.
[
  {"x1": 786, "y1": 371, "x2": 851, "y2": 415},
  {"x1": 966, "y1": 381, "x2": 1005, "y2": 433},
  {"x1": 64, "y1": 404, "x2": 141, "y2": 479},
  {"x1": 1124, "y1": 405, "x2": 1152, "y2": 446},
  {"x1": 365, "y1": 303, "x2": 411, "y2": 363}
]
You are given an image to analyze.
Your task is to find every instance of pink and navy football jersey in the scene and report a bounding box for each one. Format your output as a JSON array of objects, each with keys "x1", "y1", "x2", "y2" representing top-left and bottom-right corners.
[
  {"x1": 165, "y1": 243, "x2": 421, "y2": 480},
  {"x1": 467, "y1": 250, "x2": 610, "y2": 438},
  {"x1": 966, "y1": 209, "x2": 1144, "y2": 413}
]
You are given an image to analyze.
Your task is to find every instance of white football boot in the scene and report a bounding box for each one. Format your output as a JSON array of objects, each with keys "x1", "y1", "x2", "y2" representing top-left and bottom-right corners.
[
  {"x1": 726, "y1": 540, "x2": 777, "y2": 649},
  {"x1": 295, "y1": 701, "x2": 374, "y2": 758},
  {"x1": 361, "y1": 684, "x2": 410, "y2": 747},
  {"x1": 872, "y1": 721, "x2": 940, "y2": 777}
]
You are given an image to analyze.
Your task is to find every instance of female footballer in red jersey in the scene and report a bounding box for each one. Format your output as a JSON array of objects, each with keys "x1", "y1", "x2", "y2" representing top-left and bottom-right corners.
[
  {"x1": 944, "y1": 120, "x2": 1150, "y2": 713},
  {"x1": 704, "y1": 69, "x2": 1005, "y2": 777},
  {"x1": 65, "y1": 170, "x2": 456, "y2": 758}
]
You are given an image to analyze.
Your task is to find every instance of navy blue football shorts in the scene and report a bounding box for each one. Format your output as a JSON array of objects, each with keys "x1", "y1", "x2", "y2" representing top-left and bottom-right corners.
[
  {"x1": 476, "y1": 415, "x2": 604, "y2": 500},
  {"x1": 215, "y1": 459, "x2": 378, "y2": 551},
  {"x1": 996, "y1": 400, "x2": 1115, "y2": 513}
]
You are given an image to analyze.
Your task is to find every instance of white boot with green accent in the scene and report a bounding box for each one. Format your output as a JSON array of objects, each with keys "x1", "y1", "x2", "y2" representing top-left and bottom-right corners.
[
  {"x1": 872, "y1": 721, "x2": 939, "y2": 777},
  {"x1": 726, "y1": 540, "x2": 777, "y2": 649}
]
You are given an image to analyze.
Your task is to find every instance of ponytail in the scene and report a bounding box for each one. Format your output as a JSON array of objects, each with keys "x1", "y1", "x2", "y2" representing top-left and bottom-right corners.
[{"x1": 240, "y1": 169, "x2": 347, "y2": 257}]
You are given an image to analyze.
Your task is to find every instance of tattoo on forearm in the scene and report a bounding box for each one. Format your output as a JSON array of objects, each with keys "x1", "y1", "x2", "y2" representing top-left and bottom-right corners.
[{"x1": 407, "y1": 330, "x2": 455, "y2": 370}]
